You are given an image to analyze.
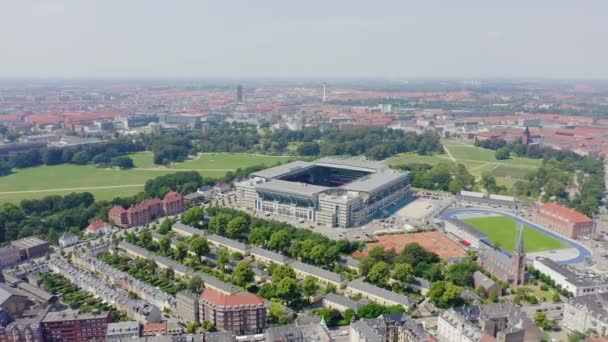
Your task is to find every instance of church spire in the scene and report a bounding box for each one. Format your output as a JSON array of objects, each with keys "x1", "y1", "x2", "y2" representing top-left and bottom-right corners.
[{"x1": 515, "y1": 223, "x2": 524, "y2": 255}]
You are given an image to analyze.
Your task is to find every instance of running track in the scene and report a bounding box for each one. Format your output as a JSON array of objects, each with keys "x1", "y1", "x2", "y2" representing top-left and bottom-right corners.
[{"x1": 440, "y1": 207, "x2": 592, "y2": 265}]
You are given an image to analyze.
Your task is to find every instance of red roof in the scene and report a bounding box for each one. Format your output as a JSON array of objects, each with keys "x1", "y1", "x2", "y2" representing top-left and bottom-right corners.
[
  {"x1": 163, "y1": 191, "x2": 182, "y2": 200},
  {"x1": 200, "y1": 289, "x2": 264, "y2": 307},
  {"x1": 538, "y1": 203, "x2": 592, "y2": 224},
  {"x1": 86, "y1": 220, "x2": 111, "y2": 232},
  {"x1": 143, "y1": 321, "x2": 167, "y2": 332},
  {"x1": 108, "y1": 205, "x2": 127, "y2": 215}
]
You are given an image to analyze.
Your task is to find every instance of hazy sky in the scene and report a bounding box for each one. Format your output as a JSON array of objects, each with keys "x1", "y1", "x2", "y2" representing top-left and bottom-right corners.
[{"x1": 2, "y1": 0, "x2": 608, "y2": 79}]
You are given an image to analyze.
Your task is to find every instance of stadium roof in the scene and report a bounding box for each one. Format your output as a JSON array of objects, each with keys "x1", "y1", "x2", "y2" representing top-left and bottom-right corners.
[
  {"x1": 250, "y1": 161, "x2": 314, "y2": 179},
  {"x1": 314, "y1": 156, "x2": 385, "y2": 172},
  {"x1": 340, "y1": 169, "x2": 408, "y2": 193},
  {"x1": 256, "y1": 179, "x2": 329, "y2": 198}
]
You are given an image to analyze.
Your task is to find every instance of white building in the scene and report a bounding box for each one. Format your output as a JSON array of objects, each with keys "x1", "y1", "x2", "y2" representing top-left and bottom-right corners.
[
  {"x1": 443, "y1": 219, "x2": 487, "y2": 248},
  {"x1": 58, "y1": 232, "x2": 79, "y2": 248},
  {"x1": 563, "y1": 293, "x2": 608, "y2": 336},
  {"x1": 533, "y1": 257, "x2": 608, "y2": 297}
]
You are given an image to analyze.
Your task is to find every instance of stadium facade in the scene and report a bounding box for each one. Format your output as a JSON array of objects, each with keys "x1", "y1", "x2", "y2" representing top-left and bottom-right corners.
[{"x1": 235, "y1": 157, "x2": 411, "y2": 228}]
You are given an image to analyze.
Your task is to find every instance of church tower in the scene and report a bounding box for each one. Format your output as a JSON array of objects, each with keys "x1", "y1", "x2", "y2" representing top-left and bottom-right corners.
[
  {"x1": 511, "y1": 225, "x2": 526, "y2": 285},
  {"x1": 522, "y1": 126, "x2": 532, "y2": 145}
]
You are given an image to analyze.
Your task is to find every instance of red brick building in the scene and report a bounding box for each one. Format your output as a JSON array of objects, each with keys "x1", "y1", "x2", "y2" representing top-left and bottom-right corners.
[
  {"x1": 109, "y1": 192, "x2": 185, "y2": 228},
  {"x1": 199, "y1": 289, "x2": 267, "y2": 335},
  {"x1": 533, "y1": 203, "x2": 593, "y2": 239},
  {"x1": 142, "y1": 321, "x2": 167, "y2": 336},
  {"x1": 42, "y1": 309, "x2": 110, "y2": 342}
]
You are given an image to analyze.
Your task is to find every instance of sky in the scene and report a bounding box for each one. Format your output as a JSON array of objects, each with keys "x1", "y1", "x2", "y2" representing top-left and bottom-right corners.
[{"x1": 1, "y1": 0, "x2": 608, "y2": 79}]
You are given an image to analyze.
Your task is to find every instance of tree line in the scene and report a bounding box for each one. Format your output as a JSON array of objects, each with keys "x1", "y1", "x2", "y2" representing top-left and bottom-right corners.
[{"x1": 0, "y1": 137, "x2": 143, "y2": 176}]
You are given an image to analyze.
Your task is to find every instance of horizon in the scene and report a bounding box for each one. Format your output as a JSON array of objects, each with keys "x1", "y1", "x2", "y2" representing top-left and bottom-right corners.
[{"x1": 2, "y1": 1, "x2": 608, "y2": 79}]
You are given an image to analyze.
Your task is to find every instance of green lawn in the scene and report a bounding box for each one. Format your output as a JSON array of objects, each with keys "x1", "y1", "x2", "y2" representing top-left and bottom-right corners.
[
  {"x1": 386, "y1": 143, "x2": 542, "y2": 191},
  {"x1": 0, "y1": 152, "x2": 296, "y2": 203},
  {"x1": 462, "y1": 216, "x2": 568, "y2": 252}
]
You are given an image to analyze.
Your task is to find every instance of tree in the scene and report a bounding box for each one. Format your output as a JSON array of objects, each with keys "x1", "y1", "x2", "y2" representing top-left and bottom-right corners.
[
  {"x1": 111, "y1": 156, "x2": 134, "y2": 169},
  {"x1": 268, "y1": 302, "x2": 289, "y2": 325},
  {"x1": 233, "y1": 262, "x2": 255, "y2": 287},
  {"x1": 138, "y1": 229, "x2": 153, "y2": 248},
  {"x1": 393, "y1": 263, "x2": 415, "y2": 285},
  {"x1": 189, "y1": 236, "x2": 210, "y2": 260},
  {"x1": 357, "y1": 302, "x2": 386, "y2": 319},
  {"x1": 534, "y1": 312, "x2": 551, "y2": 329},
  {"x1": 296, "y1": 142, "x2": 320, "y2": 156},
  {"x1": 175, "y1": 241, "x2": 188, "y2": 261},
  {"x1": 182, "y1": 207, "x2": 205, "y2": 228},
  {"x1": 217, "y1": 249, "x2": 230, "y2": 271},
  {"x1": 367, "y1": 262, "x2": 391, "y2": 286},
  {"x1": 488, "y1": 290, "x2": 498, "y2": 303},
  {"x1": 248, "y1": 227, "x2": 272, "y2": 246},
  {"x1": 202, "y1": 320, "x2": 216, "y2": 332},
  {"x1": 552, "y1": 291, "x2": 561, "y2": 303},
  {"x1": 187, "y1": 276, "x2": 203, "y2": 293},
  {"x1": 186, "y1": 322, "x2": 200, "y2": 334},
  {"x1": 302, "y1": 276, "x2": 319, "y2": 298},
  {"x1": 448, "y1": 179, "x2": 463, "y2": 194},
  {"x1": 158, "y1": 218, "x2": 172, "y2": 234},
  {"x1": 268, "y1": 230, "x2": 291, "y2": 253},
  {"x1": 226, "y1": 216, "x2": 248, "y2": 238},
  {"x1": 209, "y1": 213, "x2": 231, "y2": 235},
  {"x1": 446, "y1": 262, "x2": 477, "y2": 287},
  {"x1": 495, "y1": 147, "x2": 511, "y2": 160},
  {"x1": 275, "y1": 278, "x2": 300, "y2": 305},
  {"x1": 358, "y1": 257, "x2": 376, "y2": 277},
  {"x1": 429, "y1": 281, "x2": 463, "y2": 308},
  {"x1": 272, "y1": 265, "x2": 296, "y2": 282},
  {"x1": 158, "y1": 235, "x2": 172, "y2": 256}
]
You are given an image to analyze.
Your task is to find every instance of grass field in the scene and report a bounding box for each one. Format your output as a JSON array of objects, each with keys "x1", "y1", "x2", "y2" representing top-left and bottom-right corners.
[
  {"x1": 462, "y1": 216, "x2": 568, "y2": 253},
  {"x1": 0, "y1": 152, "x2": 295, "y2": 203},
  {"x1": 386, "y1": 142, "x2": 541, "y2": 190}
]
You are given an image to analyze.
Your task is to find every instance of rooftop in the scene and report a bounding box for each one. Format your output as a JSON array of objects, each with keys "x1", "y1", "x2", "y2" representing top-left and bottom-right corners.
[
  {"x1": 538, "y1": 202, "x2": 592, "y2": 224},
  {"x1": 347, "y1": 279, "x2": 414, "y2": 308},
  {"x1": 43, "y1": 309, "x2": 109, "y2": 323},
  {"x1": 291, "y1": 261, "x2": 346, "y2": 284},
  {"x1": 199, "y1": 289, "x2": 265, "y2": 307}
]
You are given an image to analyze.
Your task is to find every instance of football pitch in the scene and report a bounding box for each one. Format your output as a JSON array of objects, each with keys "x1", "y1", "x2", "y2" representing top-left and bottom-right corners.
[{"x1": 462, "y1": 215, "x2": 568, "y2": 253}]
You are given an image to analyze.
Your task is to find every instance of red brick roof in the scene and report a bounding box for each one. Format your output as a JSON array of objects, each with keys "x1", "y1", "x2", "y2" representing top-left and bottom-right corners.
[
  {"x1": 86, "y1": 220, "x2": 111, "y2": 232},
  {"x1": 200, "y1": 289, "x2": 264, "y2": 307},
  {"x1": 163, "y1": 191, "x2": 182, "y2": 201},
  {"x1": 108, "y1": 205, "x2": 127, "y2": 215},
  {"x1": 538, "y1": 203, "x2": 592, "y2": 224}
]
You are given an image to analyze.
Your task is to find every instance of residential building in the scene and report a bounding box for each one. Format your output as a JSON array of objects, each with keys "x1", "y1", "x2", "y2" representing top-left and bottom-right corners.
[
  {"x1": 10, "y1": 237, "x2": 49, "y2": 260},
  {"x1": 266, "y1": 322, "x2": 331, "y2": 342},
  {"x1": 473, "y1": 271, "x2": 502, "y2": 296},
  {"x1": 42, "y1": 309, "x2": 111, "y2": 342},
  {"x1": 564, "y1": 292, "x2": 608, "y2": 336},
  {"x1": 477, "y1": 226, "x2": 526, "y2": 286},
  {"x1": 350, "y1": 317, "x2": 386, "y2": 342},
  {"x1": 107, "y1": 321, "x2": 141, "y2": 341},
  {"x1": 437, "y1": 303, "x2": 541, "y2": 342},
  {"x1": 85, "y1": 220, "x2": 112, "y2": 236},
  {"x1": 0, "y1": 306, "x2": 48, "y2": 342},
  {"x1": 0, "y1": 247, "x2": 21, "y2": 269},
  {"x1": 346, "y1": 280, "x2": 414, "y2": 309},
  {"x1": 58, "y1": 232, "x2": 79, "y2": 248},
  {"x1": 199, "y1": 289, "x2": 267, "y2": 334},
  {"x1": 249, "y1": 247, "x2": 291, "y2": 265},
  {"x1": 143, "y1": 321, "x2": 168, "y2": 336},
  {"x1": 206, "y1": 235, "x2": 249, "y2": 255},
  {"x1": 214, "y1": 181, "x2": 231, "y2": 194},
  {"x1": 290, "y1": 261, "x2": 347, "y2": 289},
  {"x1": 323, "y1": 293, "x2": 369, "y2": 312},
  {"x1": 109, "y1": 192, "x2": 185, "y2": 228},
  {"x1": 532, "y1": 203, "x2": 593, "y2": 239},
  {"x1": 176, "y1": 290, "x2": 199, "y2": 323},
  {"x1": 534, "y1": 257, "x2": 608, "y2": 297}
]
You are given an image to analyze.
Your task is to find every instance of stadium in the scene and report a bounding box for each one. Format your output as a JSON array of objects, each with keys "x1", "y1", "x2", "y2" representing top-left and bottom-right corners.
[{"x1": 235, "y1": 157, "x2": 411, "y2": 228}]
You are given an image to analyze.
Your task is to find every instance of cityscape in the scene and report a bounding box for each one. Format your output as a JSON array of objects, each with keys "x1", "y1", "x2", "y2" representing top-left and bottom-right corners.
[{"x1": 1, "y1": 1, "x2": 608, "y2": 342}]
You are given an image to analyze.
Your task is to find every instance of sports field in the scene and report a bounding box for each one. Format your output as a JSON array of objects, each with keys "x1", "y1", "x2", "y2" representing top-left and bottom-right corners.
[
  {"x1": 0, "y1": 152, "x2": 294, "y2": 203},
  {"x1": 386, "y1": 142, "x2": 541, "y2": 189},
  {"x1": 462, "y1": 215, "x2": 568, "y2": 252},
  {"x1": 352, "y1": 231, "x2": 467, "y2": 259}
]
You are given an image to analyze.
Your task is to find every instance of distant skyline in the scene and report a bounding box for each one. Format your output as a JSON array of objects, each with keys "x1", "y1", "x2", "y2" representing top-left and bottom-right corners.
[{"x1": 2, "y1": 1, "x2": 608, "y2": 79}]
